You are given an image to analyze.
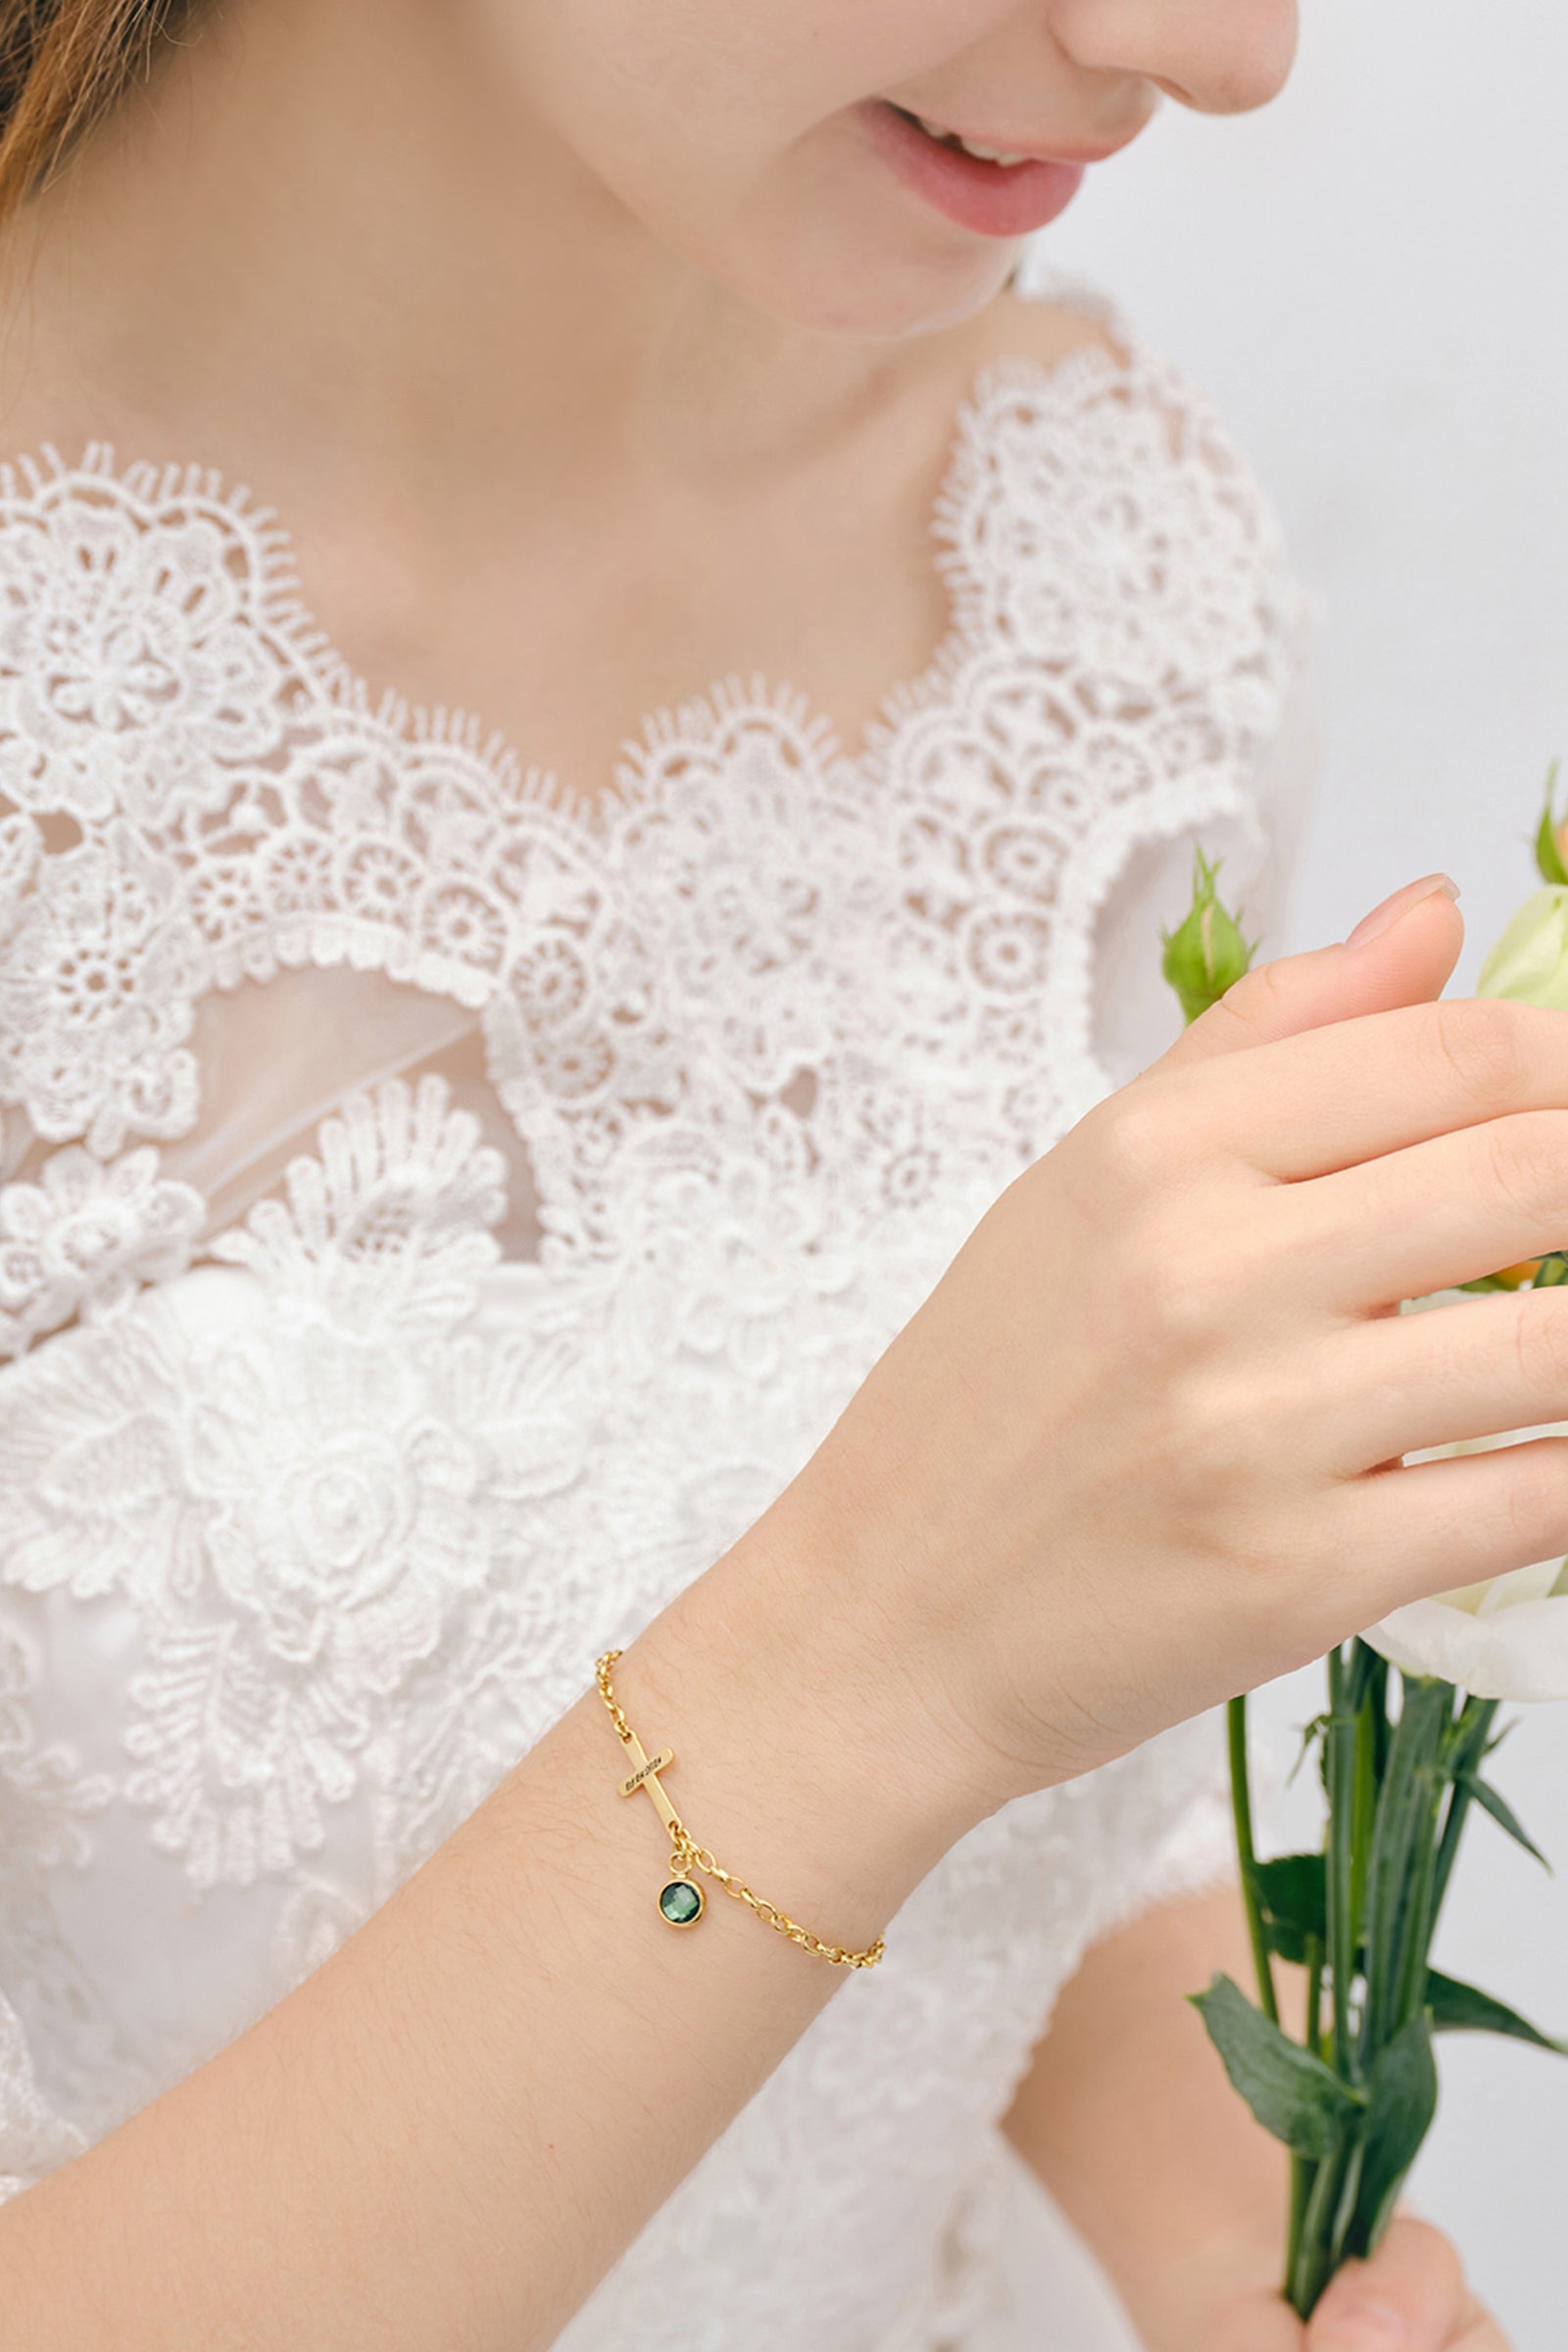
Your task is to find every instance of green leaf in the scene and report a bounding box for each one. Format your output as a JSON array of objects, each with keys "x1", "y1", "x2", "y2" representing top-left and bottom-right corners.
[
  {"x1": 1191, "y1": 1975, "x2": 1365, "y2": 2159},
  {"x1": 1536, "y1": 761, "x2": 1568, "y2": 886},
  {"x1": 1289, "y1": 1714, "x2": 1331, "y2": 1787},
  {"x1": 1361, "y1": 1679, "x2": 1451, "y2": 2055},
  {"x1": 1427, "y1": 1969, "x2": 1568, "y2": 2054},
  {"x1": 1351, "y1": 2012, "x2": 1440, "y2": 2255},
  {"x1": 1432, "y1": 1697, "x2": 1506, "y2": 1931},
  {"x1": 1248, "y1": 1854, "x2": 1328, "y2": 1965},
  {"x1": 1458, "y1": 1771, "x2": 1552, "y2": 1871},
  {"x1": 1448, "y1": 1700, "x2": 1505, "y2": 1771}
]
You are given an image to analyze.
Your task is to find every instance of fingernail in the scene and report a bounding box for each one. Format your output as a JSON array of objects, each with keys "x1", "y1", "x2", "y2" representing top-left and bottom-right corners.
[
  {"x1": 1347, "y1": 872, "x2": 1461, "y2": 949},
  {"x1": 1313, "y1": 2301, "x2": 1407, "y2": 2349}
]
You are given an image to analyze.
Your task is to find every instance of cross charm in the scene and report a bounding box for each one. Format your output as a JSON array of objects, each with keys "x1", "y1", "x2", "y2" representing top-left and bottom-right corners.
[
  {"x1": 614, "y1": 1732, "x2": 681, "y2": 1837},
  {"x1": 614, "y1": 1730, "x2": 708, "y2": 1927}
]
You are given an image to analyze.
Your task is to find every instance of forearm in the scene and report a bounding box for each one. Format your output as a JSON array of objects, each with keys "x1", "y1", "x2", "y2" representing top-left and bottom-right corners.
[
  {"x1": 0, "y1": 1488, "x2": 976, "y2": 2352},
  {"x1": 1002, "y1": 1883, "x2": 1297, "y2": 2352}
]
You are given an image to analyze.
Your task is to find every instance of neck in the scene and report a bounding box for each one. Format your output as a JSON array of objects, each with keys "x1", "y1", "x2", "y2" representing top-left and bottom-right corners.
[{"x1": 0, "y1": 0, "x2": 908, "y2": 521}]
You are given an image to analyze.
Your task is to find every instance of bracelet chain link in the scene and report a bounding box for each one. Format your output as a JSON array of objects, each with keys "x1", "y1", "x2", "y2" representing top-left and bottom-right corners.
[{"x1": 594, "y1": 1649, "x2": 886, "y2": 1970}]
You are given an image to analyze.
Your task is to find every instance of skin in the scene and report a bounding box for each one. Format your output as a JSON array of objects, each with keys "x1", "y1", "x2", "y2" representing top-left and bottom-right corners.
[
  {"x1": 0, "y1": 3, "x2": 1523, "y2": 2343},
  {"x1": 1009, "y1": 1885, "x2": 1508, "y2": 2351},
  {"x1": 0, "y1": 0, "x2": 1298, "y2": 786}
]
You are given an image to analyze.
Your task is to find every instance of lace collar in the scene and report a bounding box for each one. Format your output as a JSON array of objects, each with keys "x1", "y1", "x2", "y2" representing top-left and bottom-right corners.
[
  {"x1": 0, "y1": 296, "x2": 1302, "y2": 1349},
  {"x1": 0, "y1": 310, "x2": 1220, "y2": 862}
]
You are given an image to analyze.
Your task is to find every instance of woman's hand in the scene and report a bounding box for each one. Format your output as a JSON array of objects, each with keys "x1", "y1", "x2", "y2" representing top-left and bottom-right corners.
[
  {"x1": 1210, "y1": 2219, "x2": 1506, "y2": 2352},
  {"x1": 1002, "y1": 1886, "x2": 1507, "y2": 2352},
  {"x1": 786, "y1": 870, "x2": 1568, "y2": 1815}
]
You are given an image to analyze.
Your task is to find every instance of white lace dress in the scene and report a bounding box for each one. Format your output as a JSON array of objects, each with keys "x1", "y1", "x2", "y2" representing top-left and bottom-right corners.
[{"x1": 0, "y1": 281, "x2": 1315, "y2": 2349}]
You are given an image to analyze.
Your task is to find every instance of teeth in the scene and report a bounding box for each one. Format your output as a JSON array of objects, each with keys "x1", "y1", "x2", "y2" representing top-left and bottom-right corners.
[
  {"x1": 959, "y1": 139, "x2": 1031, "y2": 166},
  {"x1": 911, "y1": 113, "x2": 1030, "y2": 167}
]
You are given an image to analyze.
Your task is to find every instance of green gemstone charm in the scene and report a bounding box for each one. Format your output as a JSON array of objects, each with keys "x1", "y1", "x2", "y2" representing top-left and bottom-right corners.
[{"x1": 659, "y1": 1879, "x2": 705, "y2": 1927}]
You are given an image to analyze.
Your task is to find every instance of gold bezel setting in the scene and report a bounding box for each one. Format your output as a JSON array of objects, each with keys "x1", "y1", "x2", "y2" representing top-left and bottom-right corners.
[
  {"x1": 594, "y1": 1649, "x2": 885, "y2": 1969},
  {"x1": 658, "y1": 1878, "x2": 706, "y2": 1928}
]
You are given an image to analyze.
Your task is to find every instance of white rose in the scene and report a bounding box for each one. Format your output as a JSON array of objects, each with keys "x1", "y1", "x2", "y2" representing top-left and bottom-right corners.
[{"x1": 1360, "y1": 881, "x2": 1568, "y2": 1701}]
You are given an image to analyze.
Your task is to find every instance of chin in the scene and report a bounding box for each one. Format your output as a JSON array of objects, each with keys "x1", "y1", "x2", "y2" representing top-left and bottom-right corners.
[{"x1": 707, "y1": 225, "x2": 1021, "y2": 344}]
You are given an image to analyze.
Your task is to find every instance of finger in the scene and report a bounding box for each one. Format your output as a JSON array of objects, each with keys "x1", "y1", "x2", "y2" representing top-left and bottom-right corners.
[
  {"x1": 1148, "y1": 996, "x2": 1568, "y2": 1184},
  {"x1": 1306, "y1": 2219, "x2": 1466, "y2": 2351},
  {"x1": 1447, "y1": 2310, "x2": 1510, "y2": 2352},
  {"x1": 1334, "y1": 1434, "x2": 1568, "y2": 1623},
  {"x1": 1269, "y1": 1109, "x2": 1568, "y2": 1311},
  {"x1": 1315, "y1": 1288, "x2": 1568, "y2": 1473},
  {"x1": 1209, "y1": 2284, "x2": 1305, "y2": 2352},
  {"x1": 1153, "y1": 872, "x2": 1462, "y2": 1072}
]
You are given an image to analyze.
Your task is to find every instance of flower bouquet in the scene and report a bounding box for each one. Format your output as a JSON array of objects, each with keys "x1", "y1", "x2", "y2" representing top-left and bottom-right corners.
[{"x1": 1161, "y1": 806, "x2": 1568, "y2": 2319}]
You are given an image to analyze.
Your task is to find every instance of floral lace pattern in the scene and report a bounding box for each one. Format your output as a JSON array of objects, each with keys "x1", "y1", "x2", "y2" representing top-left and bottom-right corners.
[
  {"x1": 0, "y1": 1075, "x2": 589, "y2": 1892},
  {"x1": 209, "y1": 1071, "x2": 510, "y2": 1334},
  {"x1": 0, "y1": 285, "x2": 1307, "y2": 2349},
  {"x1": 0, "y1": 1602, "x2": 152, "y2": 2167},
  {"x1": 0, "y1": 1141, "x2": 204, "y2": 1356},
  {"x1": 0, "y1": 480, "x2": 286, "y2": 827}
]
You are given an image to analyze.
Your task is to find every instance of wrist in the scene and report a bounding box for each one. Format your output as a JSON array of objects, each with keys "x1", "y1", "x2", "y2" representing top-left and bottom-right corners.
[{"x1": 614, "y1": 1482, "x2": 994, "y2": 1957}]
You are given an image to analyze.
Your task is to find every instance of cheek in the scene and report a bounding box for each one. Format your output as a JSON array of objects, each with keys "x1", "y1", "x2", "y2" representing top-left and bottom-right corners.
[
  {"x1": 745, "y1": 0, "x2": 1029, "y2": 108},
  {"x1": 509, "y1": 0, "x2": 1021, "y2": 162},
  {"x1": 493, "y1": 0, "x2": 1027, "y2": 338}
]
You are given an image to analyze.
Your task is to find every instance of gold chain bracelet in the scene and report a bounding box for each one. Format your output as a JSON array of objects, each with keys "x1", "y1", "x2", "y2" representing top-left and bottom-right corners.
[{"x1": 593, "y1": 1650, "x2": 886, "y2": 1970}]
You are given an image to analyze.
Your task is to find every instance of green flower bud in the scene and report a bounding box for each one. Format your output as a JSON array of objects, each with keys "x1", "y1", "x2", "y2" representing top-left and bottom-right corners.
[
  {"x1": 1161, "y1": 848, "x2": 1256, "y2": 1027},
  {"x1": 1477, "y1": 884, "x2": 1568, "y2": 1009},
  {"x1": 1534, "y1": 760, "x2": 1568, "y2": 886}
]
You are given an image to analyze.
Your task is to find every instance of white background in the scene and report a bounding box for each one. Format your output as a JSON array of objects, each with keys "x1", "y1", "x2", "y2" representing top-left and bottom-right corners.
[{"x1": 1025, "y1": 3, "x2": 1568, "y2": 2340}]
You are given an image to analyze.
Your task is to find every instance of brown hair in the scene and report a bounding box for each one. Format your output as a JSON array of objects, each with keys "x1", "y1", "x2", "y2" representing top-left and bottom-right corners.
[{"x1": 0, "y1": 0, "x2": 193, "y2": 222}]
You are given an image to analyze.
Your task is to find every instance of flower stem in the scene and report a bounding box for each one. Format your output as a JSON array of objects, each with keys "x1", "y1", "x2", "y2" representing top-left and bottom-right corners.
[
  {"x1": 1350, "y1": 1687, "x2": 1377, "y2": 1939},
  {"x1": 1292, "y1": 2133, "x2": 1355, "y2": 2317},
  {"x1": 1395, "y1": 1700, "x2": 1454, "y2": 2034},
  {"x1": 1286, "y1": 2153, "x2": 1312, "y2": 2302},
  {"x1": 1284, "y1": 1929, "x2": 1327, "y2": 2297},
  {"x1": 1324, "y1": 1648, "x2": 1357, "y2": 2080},
  {"x1": 1360, "y1": 1678, "x2": 1449, "y2": 2064},
  {"x1": 1228, "y1": 1692, "x2": 1279, "y2": 2024}
]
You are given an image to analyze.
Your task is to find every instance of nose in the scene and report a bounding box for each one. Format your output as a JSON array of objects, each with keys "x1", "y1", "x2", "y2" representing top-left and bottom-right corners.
[{"x1": 1053, "y1": 0, "x2": 1299, "y2": 117}]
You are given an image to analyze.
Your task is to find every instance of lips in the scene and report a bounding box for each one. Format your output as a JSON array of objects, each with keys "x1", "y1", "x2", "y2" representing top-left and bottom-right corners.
[
  {"x1": 892, "y1": 104, "x2": 1133, "y2": 170},
  {"x1": 901, "y1": 109, "x2": 1037, "y2": 168},
  {"x1": 858, "y1": 98, "x2": 1130, "y2": 240}
]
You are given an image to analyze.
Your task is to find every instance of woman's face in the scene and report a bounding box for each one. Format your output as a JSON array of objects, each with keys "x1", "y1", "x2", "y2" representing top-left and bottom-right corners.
[{"x1": 480, "y1": 0, "x2": 1299, "y2": 339}]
